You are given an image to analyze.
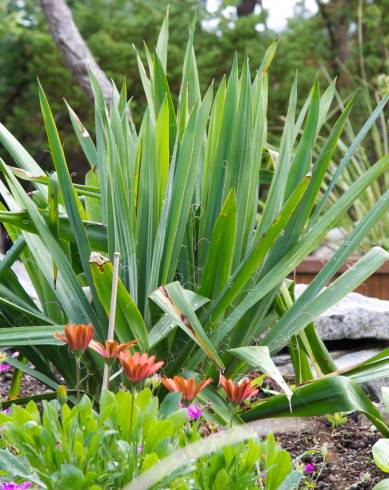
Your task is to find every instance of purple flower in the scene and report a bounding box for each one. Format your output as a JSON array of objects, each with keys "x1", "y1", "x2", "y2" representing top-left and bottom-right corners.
[
  {"x1": 2, "y1": 408, "x2": 10, "y2": 414},
  {"x1": 187, "y1": 404, "x2": 203, "y2": 421},
  {"x1": 304, "y1": 463, "x2": 315, "y2": 474},
  {"x1": 0, "y1": 363, "x2": 11, "y2": 373},
  {"x1": 137, "y1": 444, "x2": 143, "y2": 455},
  {"x1": 1, "y1": 483, "x2": 33, "y2": 490}
]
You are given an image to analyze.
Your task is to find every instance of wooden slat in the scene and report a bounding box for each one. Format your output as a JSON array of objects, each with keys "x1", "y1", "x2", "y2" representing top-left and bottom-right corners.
[{"x1": 289, "y1": 258, "x2": 389, "y2": 300}]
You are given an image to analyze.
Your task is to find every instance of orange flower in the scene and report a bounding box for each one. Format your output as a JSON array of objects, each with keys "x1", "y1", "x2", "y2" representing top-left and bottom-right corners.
[
  {"x1": 219, "y1": 374, "x2": 259, "y2": 405},
  {"x1": 162, "y1": 376, "x2": 212, "y2": 402},
  {"x1": 89, "y1": 339, "x2": 137, "y2": 362},
  {"x1": 54, "y1": 324, "x2": 94, "y2": 355},
  {"x1": 119, "y1": 351, "x2": 164, "y2": 384}
]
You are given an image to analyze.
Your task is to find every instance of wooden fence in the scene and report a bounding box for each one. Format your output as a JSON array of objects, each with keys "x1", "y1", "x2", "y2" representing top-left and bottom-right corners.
[{"x1": 291, "y1": 258, "x2": 389, "y2": 300}]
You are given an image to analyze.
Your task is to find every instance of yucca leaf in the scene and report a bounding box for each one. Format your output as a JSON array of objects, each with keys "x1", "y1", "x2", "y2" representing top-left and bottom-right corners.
[
  {"x1": 0, "y1": 235, "x2": 26, "y2": 279},
  {"x1": 149, "y1": 290, "x2": 209, "y2": 348},
  {"x1": 89, "y1": 252, "x2": 148, "y2": 349},
  {"x1": 216, "y1": 155, "x2": 389, "y2": 344},
  {"x1": 0, "y1": 122, "x2": 47, "y2": 198},
  {"x1": 6, "y1": 355, "x2": 59, "y2": 390},
  {"x1": 66, "y1": 101, "x2": 98, "y2": 168},
  {"x1": 285, "y1": 79, "x2": 319, "y2": 197},
  {"x1": 229, "y1": 346, "x2": 293, "y2": 403},
  {"x1": 150, "y1": 281, "x2": 224, "y2": 368},
  {"x1": 84, "y1": 166, "x2": 102, "y2": 222},
  {"x1": 242, "y1": 376, "x2": 389, "y2": 436},
  {"x1": 265, "y1": 247, "x2": 389, "y2": 353},
  {"x1": 38, "y1": 82, "x2": 91, "y2": 274},
  {"x1": 0, "y1": 159, "x2": 100, "y2": 327},
  {"x1": 314, "y1": 92, "x2": 389, "y2": 218},
  {"x1": 255, "y1": 75, "x2": 297, "y2": 239},
  {"x1": 267, "y1": 187, "x2": 389, "y2": 355},
  {"x1": 207, "y1": 175, "x2": 310, "y2": 329},
  {"x1": 161, "y1": 86, "x2": 213, "y2": 283},
  {"x1": 156, "y1": 8, "x2": 169, "y2": 71},
  {"x1": 198, "y1": 188, "x2": 237, "y2": 298},
  {"x1": 0, "y1": 208, "x2": 107, "y2": 250},
  {"x1": 0, "y1": 325, "x2": 62, "y2": 346}
]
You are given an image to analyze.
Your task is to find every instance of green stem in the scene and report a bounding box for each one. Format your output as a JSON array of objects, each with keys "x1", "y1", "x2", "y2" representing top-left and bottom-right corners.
[
  {"x1": 75, "y1": 356, "x2": 81, "y2": 402},
  {"x1": 129, "y1": 385, "x2": 136, "y2": 439},
  {"x1": 8, "y1": 354, "x2": 27, "y2": 400},
  {"x1": 229, "y1": 404, "x2": 235, "y2": 428}
]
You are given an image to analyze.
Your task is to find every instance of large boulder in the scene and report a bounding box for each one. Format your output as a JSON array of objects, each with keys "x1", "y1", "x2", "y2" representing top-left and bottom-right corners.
[{"x1": 295, "y1": 284, "x2": 389, "y2": 341}]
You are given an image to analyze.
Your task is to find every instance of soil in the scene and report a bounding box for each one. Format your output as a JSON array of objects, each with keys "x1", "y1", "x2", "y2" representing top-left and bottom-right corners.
[
  {"x1": 0, "y1": 365, "x2": 48, "y2": 401},
  {"x1": 277, "y1": 413, "x2": 387, "y2": 489},
  {"x1": 1, "y1": 369, "x2": 388, "y2": 489}
]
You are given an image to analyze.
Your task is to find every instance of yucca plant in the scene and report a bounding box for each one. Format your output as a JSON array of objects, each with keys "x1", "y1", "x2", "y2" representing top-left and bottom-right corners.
[
  {"x1": 319, "y1": 79, "x2": 389, "y2": 252},
  {"x1": 1, "y1": 13, "x2": 389, "y2": 429}
]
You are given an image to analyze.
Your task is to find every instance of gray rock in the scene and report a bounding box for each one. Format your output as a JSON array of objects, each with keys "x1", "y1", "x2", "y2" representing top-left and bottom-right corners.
[{"x1": 295, "y1": 284, "x2": 389, "y2": 341}]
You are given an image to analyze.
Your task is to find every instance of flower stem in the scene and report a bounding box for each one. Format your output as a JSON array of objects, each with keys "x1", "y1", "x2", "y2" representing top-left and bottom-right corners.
[
  {"x1": 75, "y1": 356, "x2": 81, "y2": 402},
  {"x1": 102, "y1": 363, "x2": 110, "y2": 391},
  {"x1": 229, "y1": 404, "x2": 235, "y2": 428},
  {"x1": 129, "y1": 385, "x2": 136, "y2": 439}
]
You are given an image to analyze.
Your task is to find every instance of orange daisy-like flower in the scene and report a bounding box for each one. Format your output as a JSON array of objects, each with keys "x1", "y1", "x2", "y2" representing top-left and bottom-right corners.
[
  {"x1": 219, "y1": 374, "x2": 259, "y2": 405},
  {"x1": 89, "y1": 339, "x2": 137, "y2": 363},
  {"x1": 162, "y1": 376, "x2": 212, "y2": 402},
  {"x1": 118, "y1": 351, "x2": 164, "y2": 384},
  {"x1": 54, "y1": 324, "x2": 94, "y2": 356}
]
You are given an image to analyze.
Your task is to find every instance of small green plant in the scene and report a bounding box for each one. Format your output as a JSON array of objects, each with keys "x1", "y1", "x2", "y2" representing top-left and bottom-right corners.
[
  {"x1": 0, "y1": 388, "x2": 186, "y2": 489},
  {"x1": 372, "y1": 388, "x2": 389, "y2": 489},
  {"x1": 0, "y1": 388, "x2": 305, "y2": 490},
  {"x1": 193, "y1": 434, "x2": 302, "y2": 490},
  {"x1": 327, "y1": 412, "x2": 348, "y2": 429}
]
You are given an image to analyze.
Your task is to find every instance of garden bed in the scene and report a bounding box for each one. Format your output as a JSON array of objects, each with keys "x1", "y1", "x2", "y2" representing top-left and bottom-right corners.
[
  {"x1": 278, "y1": 414, "x2": 386, "y2": 489},
  {"x1": 1, "y1": 370, "x2": 387, "y2": 489}
]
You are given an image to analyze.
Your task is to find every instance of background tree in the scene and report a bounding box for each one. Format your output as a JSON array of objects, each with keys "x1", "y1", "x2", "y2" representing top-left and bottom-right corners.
[
  {"x1": 0, "y1": 0, "x2": 387, "y2": 176},
  {"x1": 39, "y1": 0, "x2": 111, "y2": 101}
]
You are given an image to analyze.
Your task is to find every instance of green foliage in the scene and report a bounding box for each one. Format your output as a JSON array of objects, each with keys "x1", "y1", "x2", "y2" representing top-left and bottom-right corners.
[
  {"x1": 0, "y1": 388, "x2": 186, "y2": 489},
  {"x1": 372, "y1": 387, "x2": 389, "y2": 481},
  {"x1": 193, "y1": 434, "x2": 302, "y2": 490},
  {"x1": 0, "y1": 389, "x2": 302, "y2": 490},
  {"x1": 1, "y1": 12, "x2": 389, "y2": 432}
]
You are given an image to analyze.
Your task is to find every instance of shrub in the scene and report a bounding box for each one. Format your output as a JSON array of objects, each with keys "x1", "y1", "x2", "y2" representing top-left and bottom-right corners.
[{"x1": 0, "y1": 12, "x2": 389, "y2": 428}]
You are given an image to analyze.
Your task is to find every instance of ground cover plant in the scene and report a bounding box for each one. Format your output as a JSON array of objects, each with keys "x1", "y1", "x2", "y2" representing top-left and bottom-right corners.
[
  {"x1": 0, "y1": 11, "x2": 389, "y2": 440},
  {"x1": 0, "y1": 337, "x2": 311, "y2": 489}
]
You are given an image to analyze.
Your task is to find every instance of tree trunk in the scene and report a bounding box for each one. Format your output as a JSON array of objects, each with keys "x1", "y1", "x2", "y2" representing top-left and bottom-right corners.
[
  {"x1": 237, "y1": 0, "x2": 257, "y2": 17},
  {"x1": 39, "y1": 0, "x2": 111, "y2": 102},
  {"x1": 316, "y1": 0, "x2": 351, "y2": 77}
]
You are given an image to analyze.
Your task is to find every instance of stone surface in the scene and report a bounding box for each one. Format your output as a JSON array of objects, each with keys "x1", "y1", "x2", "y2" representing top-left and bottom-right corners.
[
  {"x1": 295, "y1": 284, "x2": 389, "y2": 341},
  {"x1": 274, "y1": 349, "x2": 382, "y2": 377}
]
